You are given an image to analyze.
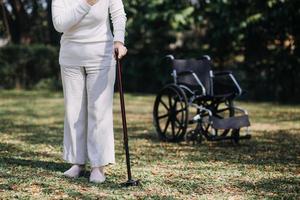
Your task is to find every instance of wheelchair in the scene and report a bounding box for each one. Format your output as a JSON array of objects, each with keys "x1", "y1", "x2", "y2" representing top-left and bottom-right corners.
[{"x1": 153, "y1": 55, "x2": 251, "y2": 144}]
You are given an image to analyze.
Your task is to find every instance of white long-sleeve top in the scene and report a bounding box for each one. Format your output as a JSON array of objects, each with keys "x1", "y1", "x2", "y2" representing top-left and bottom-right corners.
[{"x1": 52, "y1": 0, "x2": 127, "y2": 67}]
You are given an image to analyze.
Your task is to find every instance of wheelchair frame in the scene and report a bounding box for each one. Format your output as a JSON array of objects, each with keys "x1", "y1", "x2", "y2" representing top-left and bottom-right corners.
[{"x1": 153, "y1": 55, "x2": 251, "y2": 144}]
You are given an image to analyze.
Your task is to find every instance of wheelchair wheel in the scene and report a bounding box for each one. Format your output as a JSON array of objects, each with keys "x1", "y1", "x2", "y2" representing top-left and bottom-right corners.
[
  {"x1": 153, "y1": 84, "x2": 189, "y2": 142},
  {"x1": 185, "y1": 129, "x2": 203, "y2": 145},
  {"x1": 197, "y1": 99, "x2": 235, "y2": 137}
]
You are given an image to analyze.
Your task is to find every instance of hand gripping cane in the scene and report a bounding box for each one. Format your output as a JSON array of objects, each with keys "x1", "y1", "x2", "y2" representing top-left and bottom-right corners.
[{"x1": 115, "y1": 50, "x2": 140, "y2": 187}]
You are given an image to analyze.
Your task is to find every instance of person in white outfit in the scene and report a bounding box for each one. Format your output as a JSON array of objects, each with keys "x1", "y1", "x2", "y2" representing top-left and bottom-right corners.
[{"x1": 51, "y1": 0, "x2": 127, "y2": 183}]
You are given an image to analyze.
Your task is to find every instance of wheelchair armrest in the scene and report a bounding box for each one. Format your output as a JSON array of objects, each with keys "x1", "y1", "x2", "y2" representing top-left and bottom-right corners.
[
  {"x1": 213, "y1": 70, "x2": 232, "y2": 76},
  {"x1": 213, "y1": 71, "x2": 243, "y2": 96}
]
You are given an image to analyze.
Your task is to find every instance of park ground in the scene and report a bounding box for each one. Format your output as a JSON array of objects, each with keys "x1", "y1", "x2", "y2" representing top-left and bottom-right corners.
[{"x1": 0, "y1": 90, "x2": 299, "y2": 199}]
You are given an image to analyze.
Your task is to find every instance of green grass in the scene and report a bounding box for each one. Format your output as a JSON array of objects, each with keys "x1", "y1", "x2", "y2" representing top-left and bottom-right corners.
[{"x1": 0, "y1": 89, "x2": 299, "y2": 199}]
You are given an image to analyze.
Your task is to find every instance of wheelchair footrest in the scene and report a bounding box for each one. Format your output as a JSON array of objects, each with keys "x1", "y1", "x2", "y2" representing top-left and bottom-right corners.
[
  {"x1": 211, "y1": 115, "x2": 250, "y2": 129},
  {"x1": 207, "y1": 134, "x2": 251, "y2": 141}
]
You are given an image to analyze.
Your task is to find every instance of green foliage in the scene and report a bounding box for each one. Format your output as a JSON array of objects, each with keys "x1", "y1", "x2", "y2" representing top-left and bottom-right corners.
[
  {"x1": 34, "y1": 78, "x2": 62, "y2": 91},
  {"x1": 0, "y1": 44, "x2": 60, "y2": 90},
  {"x1": 122, "y1": 0, "x2": 300, "y2": 102},
  {"x1": 0, "y1": 0, "x2": 299, "y2": 102}
]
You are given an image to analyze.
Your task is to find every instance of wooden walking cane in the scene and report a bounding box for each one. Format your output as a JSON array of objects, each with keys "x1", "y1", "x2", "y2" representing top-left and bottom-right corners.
[{"x1": 115, "y1": 50, "x2": 140, "y2": 187}]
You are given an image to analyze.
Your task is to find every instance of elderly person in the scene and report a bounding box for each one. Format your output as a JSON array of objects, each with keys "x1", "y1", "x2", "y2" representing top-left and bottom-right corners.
[{"x1": 51, "y1": 0, "x2": 127, "y2": 183}]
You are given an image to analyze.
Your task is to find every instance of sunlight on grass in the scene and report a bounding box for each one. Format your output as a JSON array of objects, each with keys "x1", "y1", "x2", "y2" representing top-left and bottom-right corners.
[{"x1": 0, "y1": 90, "x2": 299, "y2": 199}]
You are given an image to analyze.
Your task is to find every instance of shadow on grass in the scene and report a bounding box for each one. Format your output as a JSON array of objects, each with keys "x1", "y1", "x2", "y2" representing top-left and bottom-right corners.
[
  {"x1": 0, "y1": 157, "x2": 131, "y2": 191},
  {"x1": 237, "y1": 177, "x2": 300, "y2": 199},
  {"x1": 128, "y1": 129, "x2": 300, "y2": 166},
  {"x1": 1, "y1": 90, "x2": 299, "y2": 194},
  {"x1": 1, "y1": 115, "x2": 299, "y2": 168},
  {"x1": 0, "y1": 123, "x2": 63, "y2": 147},
  {"x1": 0, "y1": 142, "x2": 58, "y2": 160},
  {"x1": 187, "y1": 129, "x2": 300, "y2": 165},
  {"x1": 0, "y1": 157, "x2": 68, "y2": 172}
]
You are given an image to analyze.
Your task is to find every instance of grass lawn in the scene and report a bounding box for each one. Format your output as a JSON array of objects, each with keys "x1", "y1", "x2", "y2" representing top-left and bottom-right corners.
[{"x1": 0, "y1": 89, "x2": 299, "y2": 199}]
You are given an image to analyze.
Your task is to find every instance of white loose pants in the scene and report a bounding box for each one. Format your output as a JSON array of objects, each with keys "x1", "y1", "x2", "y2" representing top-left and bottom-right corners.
[{"x1": 60, "y1": 63, "x2": 116, "y2": 168}]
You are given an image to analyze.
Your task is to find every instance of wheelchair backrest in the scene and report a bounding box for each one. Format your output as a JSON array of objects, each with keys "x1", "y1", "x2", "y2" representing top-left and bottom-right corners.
[{"x1": 171, "y1": 58, "x2": 213, "y2": 95}]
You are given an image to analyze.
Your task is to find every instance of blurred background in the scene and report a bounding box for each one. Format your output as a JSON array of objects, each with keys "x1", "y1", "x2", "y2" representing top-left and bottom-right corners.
[{"x1": 0, "y1": 0, "x2": 299, "y2": 102}]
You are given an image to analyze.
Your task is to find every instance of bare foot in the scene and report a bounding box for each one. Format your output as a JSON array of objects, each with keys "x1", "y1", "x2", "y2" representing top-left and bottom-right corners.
[
  {"x1": 63, "y1": 164, "x2": 85, "y2": 178},
  {"x1": 89, "y1": 167, "x2": 106, "y2": 183}
]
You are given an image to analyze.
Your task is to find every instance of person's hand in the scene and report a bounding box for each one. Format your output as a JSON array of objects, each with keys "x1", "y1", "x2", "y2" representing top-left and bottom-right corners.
[
  {"x1": 86, "y1": 0, "x2": 98, "y2": 6},
  {"x1": 114, "y1": 41, "x2": 127, "y2": 59}
]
